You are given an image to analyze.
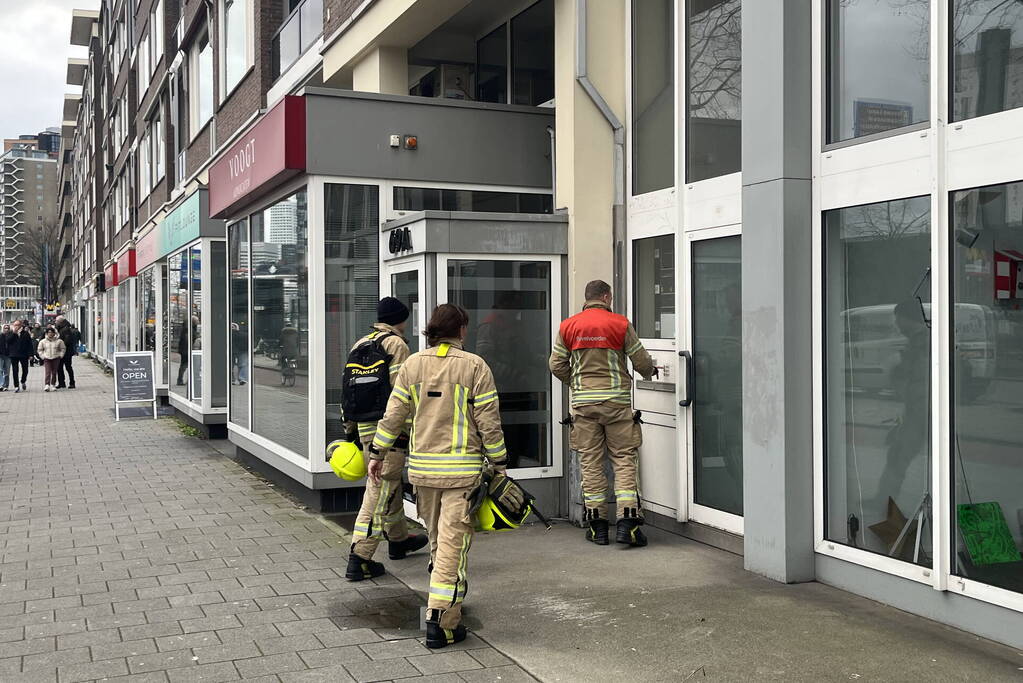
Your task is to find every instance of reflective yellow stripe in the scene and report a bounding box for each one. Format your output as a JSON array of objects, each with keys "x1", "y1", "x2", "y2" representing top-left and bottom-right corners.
[
  {"x1": 437, "y1": 343, "x2": 451, "y2": 357},
  {"x1": 626, "y1": 341, "x2": 643, "y2": 355},
  {"x1": 450, "y1": 385, "x2": 470, "y2": 457},
  {"x1": 483, "y1": 441, "x2": 506, "y2": 459},
  {"x1": 346, "y1": 360, "x2": 385, "y2": 371},
  {"x1": 609, "y1": 350, "x2": 621, "y2": 391},
  {"x1": 553, "y1": 342, "x2": 569, "y2": 357},
  {"x1": 373, "y1": 426, "x2": 398, "y2": 449},
  {"x1": 392, "y1": 386, "x2": 411, "y2": 403}
]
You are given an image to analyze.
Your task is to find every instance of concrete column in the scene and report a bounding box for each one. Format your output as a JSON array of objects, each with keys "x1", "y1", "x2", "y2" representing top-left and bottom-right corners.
[
  {"x1": 352, "y1": 46, "x2": 409, "y2": 95},
  {"x1": 740, "y1": 0, "x2": 815, "y2": 583},
  {"x1": 553, "y1": 0, "x2": 625, "y2": 311}
]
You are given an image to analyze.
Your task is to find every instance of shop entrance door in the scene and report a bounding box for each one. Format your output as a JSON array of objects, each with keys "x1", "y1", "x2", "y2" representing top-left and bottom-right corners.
[
  {"x1": 385, "y1": 256, "x2": 429, "y2": 355},
  {"x1": 439, "y1": 254, "x2": 563, "y2": 477},
  {"x1": 681, "y1": 227, "x2": 744, "y2": 534}
]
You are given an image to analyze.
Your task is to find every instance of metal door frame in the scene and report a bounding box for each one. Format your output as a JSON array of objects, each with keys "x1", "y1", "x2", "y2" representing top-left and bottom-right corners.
[{"x1": 680, "y1": 223, "x2": 744, "y2": 535}]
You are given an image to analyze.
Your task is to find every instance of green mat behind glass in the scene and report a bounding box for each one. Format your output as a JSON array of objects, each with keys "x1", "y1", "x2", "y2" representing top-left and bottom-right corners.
[{"x1": 957, "y1": 502, "x2": 1022, "y2": 566}]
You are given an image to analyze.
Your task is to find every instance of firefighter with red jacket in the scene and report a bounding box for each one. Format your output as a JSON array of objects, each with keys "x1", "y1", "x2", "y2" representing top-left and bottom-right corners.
[{"x1": 549, "y1": 280, "x2": 656, "y2": 547}]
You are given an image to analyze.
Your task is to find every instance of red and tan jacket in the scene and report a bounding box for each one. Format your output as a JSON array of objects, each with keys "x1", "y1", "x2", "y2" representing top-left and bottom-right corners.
[
  {"x1": 549, "y1": 301, "x2": 655, "y2": 407},
  {"x1": 372, "y1": 338, "x2": 508, "y2": 488},
  {"x1": 345, "y1": 323, "x2": 410, "y2": 445}
]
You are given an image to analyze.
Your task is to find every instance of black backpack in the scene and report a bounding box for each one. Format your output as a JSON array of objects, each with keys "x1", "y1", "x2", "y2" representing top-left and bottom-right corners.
[{"x1": 341, "y1": 332, "x2": 395, "y2": 423}]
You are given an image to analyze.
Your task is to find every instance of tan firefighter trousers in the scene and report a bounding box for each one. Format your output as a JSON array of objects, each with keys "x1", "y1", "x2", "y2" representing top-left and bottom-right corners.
[
  {"x1": 416, "y1": 486, "x2": 474, "y2": 629},
  {"x1": 352, "y1": 449, "x2": 408, "y2": 560},
  {"x1": 572, "y1": 402, "x2": 643, "y2": 521}
]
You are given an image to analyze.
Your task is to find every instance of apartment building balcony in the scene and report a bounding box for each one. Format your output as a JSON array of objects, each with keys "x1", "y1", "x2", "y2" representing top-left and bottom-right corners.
[
  {"x1": 66, "y1": 58, "x2": 88, "y2": 86},
  {"x1": 271, "y1": 0, "x2": 323, "y2": 82},
  {"x1": 321, "y1": 0, "x2": 553, "y2": 110},
  {"x1": 69, "y1": 9, "x2": 98, "y2": 47}
]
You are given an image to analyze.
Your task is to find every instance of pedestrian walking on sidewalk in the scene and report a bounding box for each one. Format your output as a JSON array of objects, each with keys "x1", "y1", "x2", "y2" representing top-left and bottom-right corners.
[
  {"x1": 37, "y1": 327, "x2": 66, "y2": 392},
  {"x1": 342, "y1": 297, "x2": 428, "y2": 583},
  {"x1": 8, "y1": 321, "x2": 38, "y2": 393},
  {"x1": 369, "y1": 303, "x2": 508, "y2": 649},
  {"x1": 549, "y1": 280, "x2": 656, "y2": 547},
  {"x1": 0, "y1": 325, "x2": 12, "y2": 392},
  {"x1": 54, "y1": 315, "x2": 80, "y2": 389},
  {"x1": 0, "y1": 323, "x2": 12, "y2": 391}
]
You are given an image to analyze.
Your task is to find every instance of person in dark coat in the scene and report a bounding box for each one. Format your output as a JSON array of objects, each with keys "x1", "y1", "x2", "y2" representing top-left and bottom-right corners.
[
  {"x1": 54, "y1": 315, "x2": 80, "y2": 389},
  {"x1": 0, "y1": 323, "x2": 12, "y2": 391},
  {"x1": 8, "y1": 320, "x2": 39, "y2": 393},
  {"x1": 176, "y1": 316, "x2": 197, "y2": 386}
]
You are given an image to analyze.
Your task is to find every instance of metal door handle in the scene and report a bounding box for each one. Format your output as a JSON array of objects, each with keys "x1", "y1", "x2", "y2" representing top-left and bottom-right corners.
[{"x1": 678, "y1": 350, "x2": 693, "y2": 407}]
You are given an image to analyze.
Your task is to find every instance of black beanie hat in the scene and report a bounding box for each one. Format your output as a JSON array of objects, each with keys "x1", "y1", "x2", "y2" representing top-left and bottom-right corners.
[{"x1": 377, "y1": 297, "x2": 410, "y2": 326}]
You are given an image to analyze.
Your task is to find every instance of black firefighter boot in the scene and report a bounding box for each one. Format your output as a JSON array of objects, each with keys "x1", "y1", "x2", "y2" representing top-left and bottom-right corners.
[
  {"x1": 388, "y1": 533, "x2": 429, "y2": 560},
  {"x1": 586, "y1": 518, "x2": 610, "y2": 545},
  {"x1": 425, "y1": 608, "x2": 467, "y2": 649},
  {"x1": 616, "y1": 517, "x2": 648, "y2": 547},
  {"x1": 345, "y1": 550, "x2": 386, "y2": 581}
]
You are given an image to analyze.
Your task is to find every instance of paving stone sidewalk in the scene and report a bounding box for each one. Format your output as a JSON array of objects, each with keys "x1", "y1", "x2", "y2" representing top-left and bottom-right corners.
[{"x1": 0, "y1": 360, "x2": 535, "y2": 683}]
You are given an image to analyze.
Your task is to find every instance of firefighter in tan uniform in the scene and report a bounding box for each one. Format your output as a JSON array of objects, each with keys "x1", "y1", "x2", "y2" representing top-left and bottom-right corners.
[
  {"x1": 549, "y1": 280, "x2": 656, "y2": 547},
  {"x1": 368, "y1": 303, "x2": 508, "y2": 649},
  {"x1": 344, "y1": 298, "x2": 428, "y2": 581}
]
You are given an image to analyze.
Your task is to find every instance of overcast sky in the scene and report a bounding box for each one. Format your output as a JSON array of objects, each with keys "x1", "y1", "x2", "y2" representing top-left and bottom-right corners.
[{"x1": 0, "y1": 0, "x2": 99, "y2": 141}]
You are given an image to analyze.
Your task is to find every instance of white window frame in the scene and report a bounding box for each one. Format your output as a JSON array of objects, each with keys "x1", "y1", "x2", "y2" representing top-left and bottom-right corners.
[
  {"x1": 219, "y1": 0, "x2": 254, "y2": 102},
  {"x1": 811, "y1": 0, "x2": 1023, "y2": 615},
  {"x1": 151, "y1": 0, "x2": 164, "y2": 75},
  {"x1": 625, "y1": 1, "x2": 745, "y2": 530},
  {"x1": 153, "y1": 105, "x2": 164, "y2": 184},
  {"x1": 188, "y1": 27, "x2": 214, "y2": 140},
  {"x1": 437, "y1": 252, "x2": 565, "y2": 481}
]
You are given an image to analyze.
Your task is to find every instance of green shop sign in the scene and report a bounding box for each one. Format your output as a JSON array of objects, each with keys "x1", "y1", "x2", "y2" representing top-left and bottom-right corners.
[{"x1": 159, "y1": 192, "x2": 202, "y2": 257}]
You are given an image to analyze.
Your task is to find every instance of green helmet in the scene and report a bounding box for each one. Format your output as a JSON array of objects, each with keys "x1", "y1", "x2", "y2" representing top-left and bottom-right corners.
[{"x1": 327, "y1": 440, "x2": 366, "y2": 481}]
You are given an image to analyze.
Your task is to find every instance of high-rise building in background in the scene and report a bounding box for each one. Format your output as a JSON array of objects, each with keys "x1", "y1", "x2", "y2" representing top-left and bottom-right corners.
[{"x1": 0, "y1": 144, "x2": 58, "y2": 288}]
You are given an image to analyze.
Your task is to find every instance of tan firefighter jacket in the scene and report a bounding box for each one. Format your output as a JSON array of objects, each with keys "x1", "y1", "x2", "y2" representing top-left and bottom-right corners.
[
  {"x1": 371, "y1": 338, "x2": 508, "y2": 488},
  {"x1": 549, "y1": 301, "x2": 655, "y2": 407},
  {"x1": 344, "y1": 323, "x2": 411, "y2": 445}
]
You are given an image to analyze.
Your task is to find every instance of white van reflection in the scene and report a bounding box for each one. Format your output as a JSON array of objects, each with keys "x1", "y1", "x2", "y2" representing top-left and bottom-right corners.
[{"x1": 841, "y1": 303, "x2": 996, "y2": 396}]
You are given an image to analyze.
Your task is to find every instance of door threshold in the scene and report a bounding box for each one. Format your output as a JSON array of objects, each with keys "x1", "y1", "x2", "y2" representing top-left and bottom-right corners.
[{"x1": 645, "y1": 509, "x2": 743, "y2": 556}]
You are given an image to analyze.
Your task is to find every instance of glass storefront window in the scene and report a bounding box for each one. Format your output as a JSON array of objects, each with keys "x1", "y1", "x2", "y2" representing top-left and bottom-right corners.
[
  {"x1": 686, "y1": 0, "x2": 741, "y2": 182},
  {"x1": 168, "y1": 251, "x2": 187, "y2": 395},
  {"x1": 447, "y1": 259, "x2": 553, "y2": 469},
  {"x1": 189, "y1": 243, "x2": 203, "y2": 402},
  {"x1": 477, "y1": 24, "x2": 508, "y2": 103},
  {"x1": 824, "y1": 196, "x2": 932, "y2": 567},
  {"x1": 952, "y1": 181, "x2": 1023, "y2": 593},
  {"x1": 633, "y1": 235, "x2": 675, "y2": 339},
  {"x1": 324, "y1": 184, "x2": 379, "y2": 444},
  {"x1": 632, "y1": 0, "x2": 674, "y2": 195},
  {"x1": 827, "y1": 0, "x2": 930, "y2": 143},
  {"x1": 692, "y1": 236, "x2": 743, "y2": 515},
  {"x1": 229, "y1": 219, "x2": 250, "y2": 428},
  {"x1": 952, "y1": 1, "x2": 1023, "y2": 121},
  {"x1": 210, "y1": 241, "x2": 228, "y2": 409},
  {"x1": 392, "y1": 270, "x2": 421, "y2": 354},
  {"x1": 106, "y1": 290, "x2": 115, "y2": 357},
  {"x1": 139, "y1": 269, "x2": 157, "y2": 360},
  {"x1": 117, "y1": 283, "x2": 130, "y2": 352},
  {"x1": 511, "y1": 0, "x2": 554, "y2": 106},
  {"x1": 393, "y1": 187, "x2": 553, "y2": 214},
  {"x1": 251, "y1": 190, "x2": 309, "y2": 457}
]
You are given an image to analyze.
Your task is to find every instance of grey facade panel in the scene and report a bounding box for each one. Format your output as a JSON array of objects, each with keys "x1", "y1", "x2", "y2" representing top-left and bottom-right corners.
[
  {"x1": 740, "y1": 0, "x2": 813, "y2": 187},
  {"x1": 741, "y1": 178, "x2": 815, "y2": 584},
  {"x1": 383, "y1": 211, "x2": 568, "y2": 259},
  {"x1": 817, "y1": 554, "x2": 1023, "y2": 650},
  {"x1": 303, "y1": 91, "x2": 554, "y2": 189},
  {"x1": 740, "y1": 0, "x2": 815, "y2": 583}
]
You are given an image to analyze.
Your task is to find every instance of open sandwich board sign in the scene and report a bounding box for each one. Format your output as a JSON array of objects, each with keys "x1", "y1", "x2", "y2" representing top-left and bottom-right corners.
[{"x1": 113, "y1": 351, "x2": 158, "y2": 421}]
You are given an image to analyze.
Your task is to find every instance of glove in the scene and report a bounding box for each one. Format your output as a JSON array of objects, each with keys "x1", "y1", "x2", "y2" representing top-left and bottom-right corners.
[{"x1": 487, "y1": 471, "x2": 527, "y2": 513}]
